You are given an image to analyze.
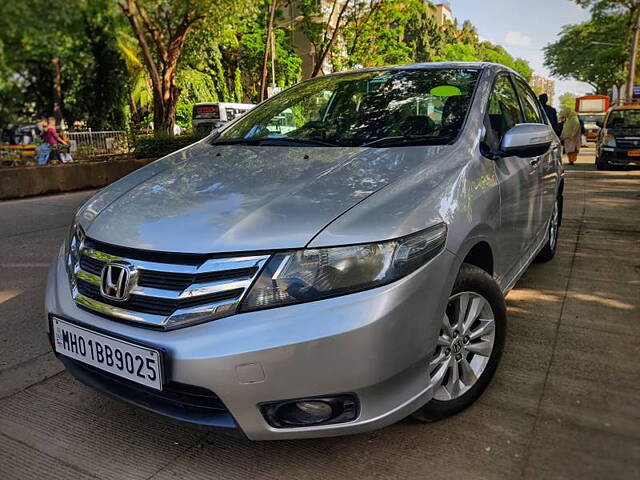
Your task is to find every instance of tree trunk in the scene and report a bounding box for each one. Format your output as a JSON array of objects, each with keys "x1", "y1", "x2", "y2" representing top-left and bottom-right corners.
[
  {"x1": 128, "y1": 91, "x2": 140, "y2": 129},
  {"x1": 52, "y1": 57, "x2": 62, "y2": 123},
  {"x1": 260, "y1": 0, "x2": 278, "y2": 102},
  {"x1": 311, "y1": 0, "x2": 350, "y2": 77},
  {"x1": 119, "y1": 0, "x2": 200, "y2": 135}
]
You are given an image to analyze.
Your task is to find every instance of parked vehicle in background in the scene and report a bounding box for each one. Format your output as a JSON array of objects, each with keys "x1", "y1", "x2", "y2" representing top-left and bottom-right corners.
[
  {"x1": 47, "y1": 62, "x2": 563, "y2": 440},
  {"x1": 575, "y1": 95, "x2": 610, "y2": 142},
  {"x1": 595, "y1": 104, "x2": 640, "y2": 170},
  {"x1": 192, "y1": 102, "x2": 255, "y2": 133}
]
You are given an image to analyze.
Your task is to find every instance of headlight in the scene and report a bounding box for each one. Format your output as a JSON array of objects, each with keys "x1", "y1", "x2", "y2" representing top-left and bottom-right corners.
[
  {"x1": 604, "y1": 134, "x2": 616, "y2": 148},
  {"x1": 241, "y1": 223, "x2": 447, "y2": 311},
  {"x1": 64, "y1": 220, "x2": 85, "y2": 279}
]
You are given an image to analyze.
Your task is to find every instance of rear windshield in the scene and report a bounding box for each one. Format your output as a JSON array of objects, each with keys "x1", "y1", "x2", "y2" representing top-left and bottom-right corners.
[
  {"x1": 606, "y1": 110, "x2": 640, "y2": 129},
  {"x1": 193, "y1": 104, "x2": 220, "y2": 119},
  {"x1": 212, "y1": 68, "x2": 480, "y2": 147}
]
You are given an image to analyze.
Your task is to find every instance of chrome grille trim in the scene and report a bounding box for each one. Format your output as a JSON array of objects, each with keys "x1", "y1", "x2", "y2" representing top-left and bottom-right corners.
[
  {"x1": 131, "y1": 278, "x2": 254, "y2": 300},
  {"x1": 71, "y1": 240, "x2": 269, "y2": 329},
  {"x1": 83, "y1": 247, "x2": 267, "y2": 275}
]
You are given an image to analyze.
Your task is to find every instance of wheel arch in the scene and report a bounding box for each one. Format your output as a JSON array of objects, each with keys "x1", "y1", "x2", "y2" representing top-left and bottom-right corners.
[{"x1": 461, "y1": 241, "x2": 494, "y2": 276}]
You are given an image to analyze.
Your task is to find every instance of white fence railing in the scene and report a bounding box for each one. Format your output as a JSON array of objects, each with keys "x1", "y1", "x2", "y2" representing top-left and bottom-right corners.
[{"x1": 67, "y1": 131, "x2": 131, "y2": 157}]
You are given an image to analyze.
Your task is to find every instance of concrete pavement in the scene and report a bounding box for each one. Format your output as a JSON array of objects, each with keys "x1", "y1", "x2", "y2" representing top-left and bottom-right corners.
[{"x1": 0, "y1": 148, "x2": 638, "y2": 479}]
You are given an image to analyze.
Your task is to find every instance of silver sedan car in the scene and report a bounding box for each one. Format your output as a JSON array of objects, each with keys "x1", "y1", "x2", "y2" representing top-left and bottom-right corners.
[{"x1": 46, "y1": 62, "x2": 563, "y2": 440}]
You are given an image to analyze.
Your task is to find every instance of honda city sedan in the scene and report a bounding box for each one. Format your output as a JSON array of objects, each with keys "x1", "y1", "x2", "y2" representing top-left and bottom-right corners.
[{"x1": 46, "y1": 62, "x2": 563, "y2": 440}]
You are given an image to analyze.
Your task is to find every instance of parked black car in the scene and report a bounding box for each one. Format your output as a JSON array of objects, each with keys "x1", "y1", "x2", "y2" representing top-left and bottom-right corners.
[{"x1": 596, "y1": 105, "x2": 640, "y2": 170}]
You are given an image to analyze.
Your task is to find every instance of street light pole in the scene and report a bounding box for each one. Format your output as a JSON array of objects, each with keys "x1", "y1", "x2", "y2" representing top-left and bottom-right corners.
[{"x1": 626, "y1": 10, "x2": 640, "y2": 103}]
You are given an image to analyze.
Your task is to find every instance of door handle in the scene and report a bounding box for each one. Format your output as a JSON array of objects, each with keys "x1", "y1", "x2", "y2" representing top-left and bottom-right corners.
[{"x1": 529, "y1": 158, "x2": 539, "y2": 166}]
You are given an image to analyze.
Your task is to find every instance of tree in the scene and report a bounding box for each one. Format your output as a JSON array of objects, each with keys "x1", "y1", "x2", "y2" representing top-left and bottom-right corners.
[
  {"x1": 404, "y1": 5, "x2": 452, "y2": 62},
  {"x1": 299, "y1": 0, "x2": 352, "y2": 77},
  {"x1": 558, "y1": 92, "x2": 577, "y2": 118},
  {"x1": 0, "y1": 0, "x2": 130, "y2": 128},
  {"x1": 181, "y1": 2, "x2": 301, "y2": 105},
  {"x1": 342, "y1": 0, "x2": 415, "y2": 68},
  {"x1": 544, "y1": 14, "x2": 628, "y2": 94},
  {"x1": 575, "y1": 0, "x2": 640, "y2": 95},
  {"x1": 118, "y1": 0, "x2": 248, "y2": 135}
]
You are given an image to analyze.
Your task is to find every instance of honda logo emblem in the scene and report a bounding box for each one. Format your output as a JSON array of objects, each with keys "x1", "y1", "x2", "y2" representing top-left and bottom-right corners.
[{"x1": 100, "y1": 262, "x2": 134, "y2": 301}]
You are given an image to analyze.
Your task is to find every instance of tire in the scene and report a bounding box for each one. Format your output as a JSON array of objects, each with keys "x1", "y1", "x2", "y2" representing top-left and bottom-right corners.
[
  {"x1": 412, "y1": 263, "x2": 506, "y2": 423},
  {"x1": 535, "y1": 195, "x2": 561, "y2": 263},
  {"x1": 596, "y1": 155, "x2": 609, "y2": 170}
]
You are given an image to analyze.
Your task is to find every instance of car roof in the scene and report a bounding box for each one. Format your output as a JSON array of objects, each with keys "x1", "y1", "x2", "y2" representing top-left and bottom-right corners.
[
  {"x1": 319, "y1": 61, "x2": 516, "y2": 78},
  {"x1": 610, "y1": 104, "x2": 640, "y2": 111}
]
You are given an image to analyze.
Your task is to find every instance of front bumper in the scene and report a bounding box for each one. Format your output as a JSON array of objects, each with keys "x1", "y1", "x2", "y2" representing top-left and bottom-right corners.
[
  {"x1": 46, "y1": 245, "x2": 459, "y2": 440},
  {"x1": 598, "y1": 147, "x2": 640, "y2": 166}
]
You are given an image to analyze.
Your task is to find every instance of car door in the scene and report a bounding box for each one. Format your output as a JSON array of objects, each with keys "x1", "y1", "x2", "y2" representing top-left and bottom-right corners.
[
  {"x1": 484, "y1": 74, "x2": 538, "y2": 282},
  {"x1": 513, "y1": 77, "x2": 556, "y2": 243}
]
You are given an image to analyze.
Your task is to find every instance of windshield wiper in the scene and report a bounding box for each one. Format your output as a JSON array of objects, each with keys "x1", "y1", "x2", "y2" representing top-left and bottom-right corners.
[
  {"x1": 211, "y1": 137, "x2": 263, "y2": 145},
  {"x1": 213, "y1": 137, "x2": 338, "y2": 147},
  {"x1": 362, "y1": 135, "x2": 451, "y2": 148}
]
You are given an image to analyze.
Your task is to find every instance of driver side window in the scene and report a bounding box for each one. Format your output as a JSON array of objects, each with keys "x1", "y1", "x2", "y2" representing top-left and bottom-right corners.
[{"x1": 486, "y1": 75, "x2": 522, "y2": 151}]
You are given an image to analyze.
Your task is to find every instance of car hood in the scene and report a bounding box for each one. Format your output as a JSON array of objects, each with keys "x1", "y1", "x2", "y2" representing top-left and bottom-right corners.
[{"x1": 79, "y1": 140, "x2": 448, "y2": 254}]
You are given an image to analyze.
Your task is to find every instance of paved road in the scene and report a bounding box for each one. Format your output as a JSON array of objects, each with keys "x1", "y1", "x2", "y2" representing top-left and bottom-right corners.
[{"x1": 0, "y1": 148, "x2": 638, "y2": 479}]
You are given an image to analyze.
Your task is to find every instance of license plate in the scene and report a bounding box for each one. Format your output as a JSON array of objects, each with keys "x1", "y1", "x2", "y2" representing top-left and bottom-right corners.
[
  {"x1": 628, "y1": 150, "x2": 640, "y2": 157},
  {"x1": 52, "y1": 318, "x2": 163, "y2": 390}
]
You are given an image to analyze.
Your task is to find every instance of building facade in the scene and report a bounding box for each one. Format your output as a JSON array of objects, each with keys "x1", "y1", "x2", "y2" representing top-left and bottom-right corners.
[
  {"x1": 435, "y1": 2, "x2": 453, "y2": 26},
  {"x1": 530, "y1": 74, "x2": 556, "y2": 103}
]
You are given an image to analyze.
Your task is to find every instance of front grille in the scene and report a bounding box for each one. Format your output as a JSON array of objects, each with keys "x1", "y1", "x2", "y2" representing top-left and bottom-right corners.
[
  {"x1": 139, "y1": 268, "x2": 258, "y2": 291},
  {"x1": 82, "y1": 254, "x2": 258, "y2": 292},
  {"x1": 76, "y1": 279, "x2": 244, "y2": 316},
  {"x1": 80, "y1": 256, "x2": 103, "y2": 276},
  {"x1": 71, "y1": 236, "x2": 269, "y2": 329}
]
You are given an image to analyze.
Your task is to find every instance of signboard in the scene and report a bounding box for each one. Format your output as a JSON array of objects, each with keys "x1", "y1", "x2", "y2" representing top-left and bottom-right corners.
[{"x1": 633, "y1": 86, "x2": 640, "y2": 98}]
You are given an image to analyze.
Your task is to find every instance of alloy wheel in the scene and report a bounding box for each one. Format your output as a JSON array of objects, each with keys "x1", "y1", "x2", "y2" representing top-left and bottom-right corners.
[{"x1": 429, "y1": 292, "x2": 496, "y2": 401}]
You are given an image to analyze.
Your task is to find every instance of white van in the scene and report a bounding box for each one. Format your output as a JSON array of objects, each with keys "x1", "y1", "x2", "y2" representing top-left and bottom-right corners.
[{"x1": 192, "y1": 102, "x2": 255, "y2": 133}]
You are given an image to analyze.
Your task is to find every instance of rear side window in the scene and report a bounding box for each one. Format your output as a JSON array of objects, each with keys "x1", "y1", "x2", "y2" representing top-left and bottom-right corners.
[
  {"x1": 514, "y1": 80, "x2": 543, "y2": 123},
  {"x1": 486, "y1": 75, "x2": 522, "y2": 149}
]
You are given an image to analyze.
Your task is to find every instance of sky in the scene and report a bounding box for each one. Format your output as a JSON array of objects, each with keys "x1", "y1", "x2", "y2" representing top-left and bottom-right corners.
[{"x1": 448, "y1": 0, "x2": 593, "y2": 106}]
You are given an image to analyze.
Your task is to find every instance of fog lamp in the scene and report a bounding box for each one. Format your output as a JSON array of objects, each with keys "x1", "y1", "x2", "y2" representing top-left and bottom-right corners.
[
  {"x1": 260, "y1": 394, "x2": 359, "y2": 428},
  {"x1": 282, "y1": 401, "x2": 333, "y2": 425}
]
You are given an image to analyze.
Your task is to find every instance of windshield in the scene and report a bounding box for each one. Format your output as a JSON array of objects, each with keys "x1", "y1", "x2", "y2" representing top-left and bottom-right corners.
[
  {"x1": 212, "y1": 68, "x2": 480, "y2": 147},
  {"x1": 606, "y1": 110, "x2": 640, "y2": 129}
]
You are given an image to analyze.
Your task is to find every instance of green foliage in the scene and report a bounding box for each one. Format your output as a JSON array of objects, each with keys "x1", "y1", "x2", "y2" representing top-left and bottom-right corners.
[
  {"x1": 175, "y1": 68, "x2": 218, "y2": 128},
  {"x1": 0, "y1": 0, "x2": 130, "y2": 128},
  {"x1": 574, "y1": 0, "x2": 639, "y2": 17},
  {"x1": 559, "y1": 92, "x2": 577, "y2": 118},
  {"x1": 0, "y1": 0, "x2": 538, "y2": 132},
  {"x1": 343, "y1": 0, "x2": 416, "y2": 68},
  {"x1": 436, "y1": 44, "x2": 478, "y2": 62},
  {"x1": 544, "y1": 14, "x2": 627, "y2": 93},
  {"x1": 182, "y1": 2, "x2": 301, "y2": 104},
  {"x1": 477, "y1": 43, "x2": 533, "y2": 80},
  {"x1": 134, "y1": 133, "x2": 207, "y2": 158}
]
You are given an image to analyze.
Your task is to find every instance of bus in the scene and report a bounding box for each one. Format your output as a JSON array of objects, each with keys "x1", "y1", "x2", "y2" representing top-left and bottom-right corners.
[{"x1": 192, "y1": 102, "x2": 255, "y2": 133}]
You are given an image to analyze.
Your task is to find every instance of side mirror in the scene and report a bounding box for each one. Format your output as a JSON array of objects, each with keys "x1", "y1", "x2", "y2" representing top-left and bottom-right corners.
[
  {"x1": 596, "y1": 120, "x2": 603, "y2": 128},
  {"x1": 500, "y1": 123, "x2": 554, "y2": 158}
]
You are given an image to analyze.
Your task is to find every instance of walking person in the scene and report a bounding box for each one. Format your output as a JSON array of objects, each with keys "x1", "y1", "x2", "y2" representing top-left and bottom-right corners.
[
  {"x1": 560, "y1": 110, "x2": 581, "y2": 165},
  {"x1": 539, "y1": 93, "x2": 561, "y2": 136},
  {"x1": 40, "y1": 117, "x2": 67, "y2": 164}
]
